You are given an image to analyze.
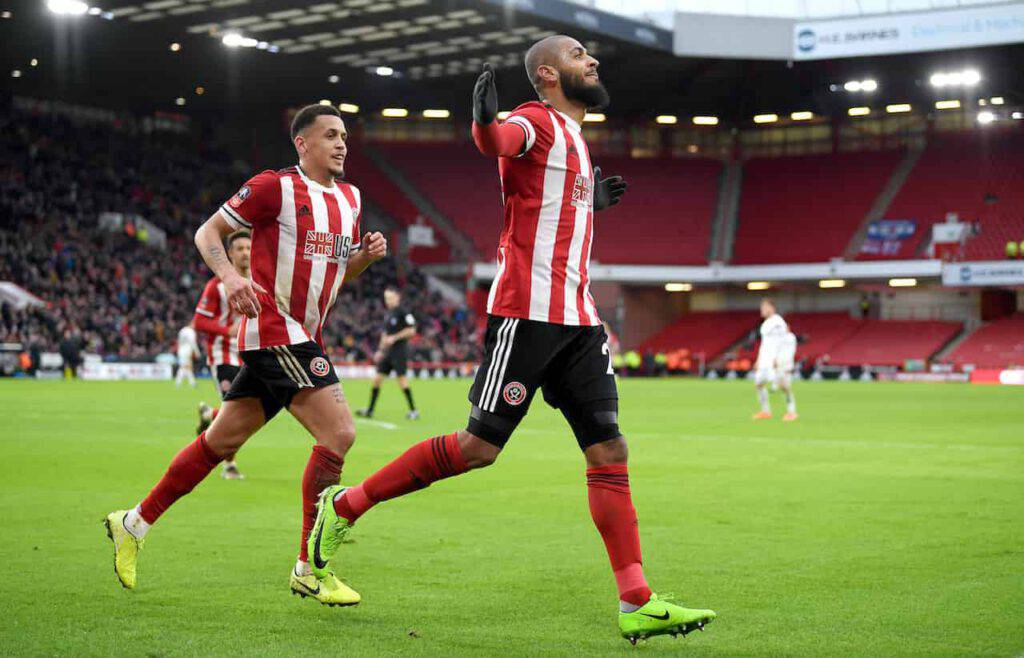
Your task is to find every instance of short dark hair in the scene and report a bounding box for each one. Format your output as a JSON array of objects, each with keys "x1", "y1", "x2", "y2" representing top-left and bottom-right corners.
[
  {"x1": 227, "y1": 229, "x2": 251, "y2": 248},
  {"x1": 290, "y1": 104, "x2": 341, "y2": 140},
  {"x1": 384, "y1": 285, "x2": 401, "y2": 296}
]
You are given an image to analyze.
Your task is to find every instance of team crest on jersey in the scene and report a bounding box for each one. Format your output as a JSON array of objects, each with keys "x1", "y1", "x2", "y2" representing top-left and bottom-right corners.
[
  {"x1": 570, "y1": 174, "x2": 593, "y2": 209},
  {"x1": 502, "y1": 381, "x2": 527, "y2": 406},
  {"x1": 309, "y1": 357, "x2": 331, "y2": 377},
  {"x1": 228, "y1": 185, "x2": 251, "y2": 208}
]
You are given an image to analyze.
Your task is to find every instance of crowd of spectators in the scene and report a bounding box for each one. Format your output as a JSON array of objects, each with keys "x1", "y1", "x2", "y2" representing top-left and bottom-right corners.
[{"x1": 1, "y1": 105, "x2": 480, "y2": 366}]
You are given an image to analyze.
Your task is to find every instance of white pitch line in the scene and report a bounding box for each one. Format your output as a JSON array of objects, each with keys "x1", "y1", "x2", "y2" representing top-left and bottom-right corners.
[{"x1": 355, "y1": 418, "x2": 398, "y2": 431}]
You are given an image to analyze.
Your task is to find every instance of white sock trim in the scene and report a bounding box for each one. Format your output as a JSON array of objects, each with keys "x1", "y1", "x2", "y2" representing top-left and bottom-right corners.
[{"x1": 123, "y1": 505, "x2": 151, "y2": 540}]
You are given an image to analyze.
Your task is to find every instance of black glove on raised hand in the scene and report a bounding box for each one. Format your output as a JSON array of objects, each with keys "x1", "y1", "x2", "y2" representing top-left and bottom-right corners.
[
  {"x1": 472, "y1": 63, "x2": 498, "y2": 125},
  {"x1": 593, "y1": 166, "x2": 627, "y2": 211}
]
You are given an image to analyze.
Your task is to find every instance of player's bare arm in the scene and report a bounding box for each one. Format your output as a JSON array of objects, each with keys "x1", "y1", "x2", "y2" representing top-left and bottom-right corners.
[
  {"x1": 194, "y1": 212, "x2": 267, "y2": 318},
  {"x1": 344, "y1": 231, "x2": 387, "y2": 280}
]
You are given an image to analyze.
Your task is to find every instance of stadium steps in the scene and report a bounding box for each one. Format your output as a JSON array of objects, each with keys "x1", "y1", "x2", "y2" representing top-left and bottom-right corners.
[
  {"x1": 711, "y1": 160, "x2": 743, "y2": 262},
  {"x1": 361, "y1": 144, "x2": 479, "y2": 262},
  {"x1": 930, "y1": 322, "x2": 979, "y2": 363},
  {"x1": 842, "y1": 145, "x2": 923, "y2": 259}
]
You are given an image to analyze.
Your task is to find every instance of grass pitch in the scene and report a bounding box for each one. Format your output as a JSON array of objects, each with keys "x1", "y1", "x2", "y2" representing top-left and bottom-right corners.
[{"x1": 0, "y1": 377, "x2": 1021, "y2": 656}]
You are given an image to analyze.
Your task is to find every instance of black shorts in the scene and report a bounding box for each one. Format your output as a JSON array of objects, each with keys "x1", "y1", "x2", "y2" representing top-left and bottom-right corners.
[
  {"x1": 223, "y1": 341, "x2": 338, "y2": 421},
  {"x1": 467, "y1": 315, "x2": 619, "y2": 451},
  {"x1": 214, "y1": 364, "x2": 241, "y2": 400},
  {"x1": 376, "y1": 344, "x2": 408, "y2": 377}
]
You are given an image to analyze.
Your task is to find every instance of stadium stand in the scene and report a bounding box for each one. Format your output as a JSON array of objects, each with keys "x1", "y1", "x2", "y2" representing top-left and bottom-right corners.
[
  {"x1": 732, "y1": 150, "x2": 903, "y2": 264},
  {"x1": 638, "y1": 311, "x2": 759, "y2": 363},
  {"x1": 0, "y1": 108, "x2": 478, "y2": 362},
  {"x1": 866, "y1": 130, "x2": 1024, "y2": 261},
  {"x1": 594, "y1": 156, "x2": 721, "y2": 264},
  {"x1": 825, "y1": 319, "x2": 962, "y2": 367},
  {"x1": 342, "y1": 144, "x2": 451, "y2": 264},
  {"x1": 941, "y1": 314, "x2": 1024, "y2": 369},
  {"x1": 375, "y1": 142, "x2": 503, "y2": 258},
  {"x1": 732, "y1": 311, "x2": 865, "y2": 366}
]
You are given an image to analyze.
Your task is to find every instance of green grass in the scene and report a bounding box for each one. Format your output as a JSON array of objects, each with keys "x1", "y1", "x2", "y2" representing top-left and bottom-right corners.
[{"x1": 1, "y1": 377, "x2": 1022, "y2": 656}]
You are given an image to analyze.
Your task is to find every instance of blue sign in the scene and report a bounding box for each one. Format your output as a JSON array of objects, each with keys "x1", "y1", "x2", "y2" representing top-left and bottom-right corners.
[{"x1": 861, "y1": 220, "x2": 916, "y2": 256}]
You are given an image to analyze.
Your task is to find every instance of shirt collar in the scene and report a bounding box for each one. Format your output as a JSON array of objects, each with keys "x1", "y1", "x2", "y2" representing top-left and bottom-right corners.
[
  {"x1": 296, "y1": 164, "x2": 337, "y2": 192},
  {"x1": 541, "y1": 102, "x2": 582, "y2": 133}
]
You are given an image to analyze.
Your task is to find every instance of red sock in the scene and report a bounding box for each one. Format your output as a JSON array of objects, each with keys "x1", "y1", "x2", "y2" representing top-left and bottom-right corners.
[
  {"x1": 586, "y1": 463, "x2": 652, "y2": 606},
  {"x1": 334, "y1": 433, "x2": 467, "y2": 524},
  {"x1": 299, "y1": 445, "x2": 343, "y2": 561},
  {"x1": 139, "y1": 433, "x2": 221, "y2": 524}
]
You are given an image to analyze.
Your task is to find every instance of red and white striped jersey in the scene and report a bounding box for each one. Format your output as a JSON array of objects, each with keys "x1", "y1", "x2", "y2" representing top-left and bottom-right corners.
[
  {"x1": 486, "y1": 101, "x2": 599, "y2": 326},
  {"x1": 194, "y1": 276, "x2": 241, "y2": 367},
  {"x1": 220, "y1": 166, "x2": 361, "y2": 351}
]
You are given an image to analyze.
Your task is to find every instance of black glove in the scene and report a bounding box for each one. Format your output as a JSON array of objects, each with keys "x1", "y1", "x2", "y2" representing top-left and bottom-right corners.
[
  {"x1": 472, "y1": 63, "x2": 498, "y2": 125},
  {"x1": 593, "y1": 166, "x2": 627, "y2": 211}
]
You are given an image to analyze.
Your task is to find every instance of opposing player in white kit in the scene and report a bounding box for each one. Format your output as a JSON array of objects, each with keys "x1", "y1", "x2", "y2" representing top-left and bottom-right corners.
[
  {"x1": 774, "y1": 330, "x2": 798, "y2": 421},
  {"x1": 753, "y1": 299, "x2": 797, "y2": 420},
  {"x1": 175, "y1": 324, "x2": 200, "y2": 388}
]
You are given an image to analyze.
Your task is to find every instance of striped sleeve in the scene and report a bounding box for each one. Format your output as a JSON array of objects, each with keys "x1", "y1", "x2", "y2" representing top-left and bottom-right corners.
[
  {"x1": 220, "y1": 170, "x2": 281, "y2": 229},
  {"x1": 504, "y1": 116, "x2": 536, "y2": 157}
]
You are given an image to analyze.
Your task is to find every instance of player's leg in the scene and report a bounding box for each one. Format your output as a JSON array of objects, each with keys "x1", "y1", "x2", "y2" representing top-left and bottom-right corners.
[
  {"x1": 397, "y1": 370, "x2": 418, "y2": 419},
  {"x1": 549, "y1": 326, "x2": 716, "y2": 642},
  {"x1": 104, "y1": 391, "x2": 267, "y2": 589},
  {"x1": 357, "y1": 371, "x2": 385, "y2": 417},
  {"x1": 779, "y1": 368, "x2": 797, "y2": 421},
  {"x1": 753, "y1": 366, "x2": 772, "y2": 419},
  {"x1": 214, "y1": 365, "x2": 245, "y2": 478},
  {"x1": 314, "y1": 316, "x2": 541, "y2": 574}
]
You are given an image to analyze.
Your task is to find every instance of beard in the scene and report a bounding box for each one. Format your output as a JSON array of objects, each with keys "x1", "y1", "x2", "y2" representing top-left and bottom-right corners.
[{"x1": 561, "y1": 69, "x2": 610, "y2": 110}]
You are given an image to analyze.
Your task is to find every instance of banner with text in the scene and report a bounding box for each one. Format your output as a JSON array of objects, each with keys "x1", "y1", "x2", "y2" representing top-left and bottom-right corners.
[
  {"x1": 794, "y1": 3, "x2": 1024, "y2": 60},
  {"x1": 860, "y1": 220, "x2": 916, "y2": 257}
]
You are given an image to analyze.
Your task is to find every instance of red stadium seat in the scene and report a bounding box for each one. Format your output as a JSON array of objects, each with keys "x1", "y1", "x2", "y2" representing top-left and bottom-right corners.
[
  {"x1": 941, "y1": 314, "x2": 1024, "y2": 369},
  {"x1": 825, "y1": 320, "x2": 962, "y2": 367}
]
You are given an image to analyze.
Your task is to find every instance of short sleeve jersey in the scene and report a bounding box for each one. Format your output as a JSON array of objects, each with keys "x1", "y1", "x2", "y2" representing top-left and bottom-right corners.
[{"x1": 219, "y1": 166, "x2": 362, "y2": 351}]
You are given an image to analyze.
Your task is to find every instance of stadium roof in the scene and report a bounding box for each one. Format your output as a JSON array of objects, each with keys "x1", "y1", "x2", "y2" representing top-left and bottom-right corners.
[{"x1": 2, "y1": 0, "x2": 1021, "y2": 123}]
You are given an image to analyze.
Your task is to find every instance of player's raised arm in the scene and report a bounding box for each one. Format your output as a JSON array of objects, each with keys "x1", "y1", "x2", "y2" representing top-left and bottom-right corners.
[
  {"x1": 194, "y1": 212, "x2": 266, "y2": 318},
  {"x1": 471, "y1": 64, "x2": 528, "y2": 158}
]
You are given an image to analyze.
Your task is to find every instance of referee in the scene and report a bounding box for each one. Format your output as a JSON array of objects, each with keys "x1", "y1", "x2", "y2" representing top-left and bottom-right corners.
[{"x1": 357, "y1": 286, "x2": 419, "y2": 420}]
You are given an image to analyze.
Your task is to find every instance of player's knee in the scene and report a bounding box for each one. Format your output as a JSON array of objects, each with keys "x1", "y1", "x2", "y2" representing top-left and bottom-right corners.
[
  {"x1": 318, "y1": 423, "x2": 355, "y2": 454},
  {"x1": 457, "y1": 429, "x2": 501, "y2": 469},
  {"x1": 585, "y1": 436, "x2": 628, "y2": 466}
]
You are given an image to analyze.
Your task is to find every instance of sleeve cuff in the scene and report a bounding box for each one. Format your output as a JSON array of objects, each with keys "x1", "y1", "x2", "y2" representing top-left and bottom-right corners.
[
  {"x1": 220, "y1": 204, "x2": 252, "y2": 229},
  {"x1": 505, "y1": 116, "x2": 536, "y2": 157}
]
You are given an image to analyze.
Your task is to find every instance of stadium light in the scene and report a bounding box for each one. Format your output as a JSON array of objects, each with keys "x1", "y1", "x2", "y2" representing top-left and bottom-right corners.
[
  {"x1": 169, "y1": 43, "x2": 181, "y2": 52},
  {"x1": 583, "y1": 113, "x2": 605, "y2": 122},
  {"x1": 1, "y1": 11, "x2": 11, "y2": 19},
  {"x1": 746, "y1": 281, "x2": 770, "y2": 291},
  {"x1": 381, "y1": 108, "x2": 408, "y2": 118},
  {"x1": 30, "y1": 59, "x2": 38, "y2": 67},
  {"x1": 422, "y1": 109, "x2": 450, "y2": 119},
  {"x1": 1013, "y1": 112, "x2": 1023, "y2": 120},
  {"x1": 655, "y1": 115, "x2": 678, "y2": 125},
  {"x1": 977, "y1": 111, "x2": 996, "y2": 125},
  {"x1": 338, "y1": 103, "x2": 359, "y2": 114},
  {"x1": 860, "y1": 79, "x2": 878, "y2": 92},
  {"x1": 375, "y1": 66, "x2": 394, "y2": 77},
  {"x1": 496, "y1": 111, "x2": 511, "y2": 120},
  {"x1": 328, "y1": 75, "x2": 339, "y2": 84},
  {"x1": 693, "y1": 116, "x2": 718, "y2": 126},
  {"x1": 819, "y1": 279, "x2": 846, "y2": 289},
  {"x1": 318, "y1": 100, "x2": 332, "y2": 106},
  {"x1": 978, "y1": 98, "x2": 988, "y2": 106},
  {"x1": 843, "y1": 80, "x2": 862, "y2": 92},
  {"x1": 930, "y1": 69, "x2": 980, "y2": 88},
  {"x1": 11, "y1": 69, "x2": 21, "y2": 78},
  {"x1": 195, "y1": 86, "x2": 204, "y2": 95},
  {"x1": 87, "y1": 6, "x2": 100, "y2": 15},
  {"x1": 175, "y1": 97, "x2": 186, "y2": 106},
  {"x1": 753, "y1": 114, "x2": 777, "y2": 124},
  {"x1": 47, "y1": 0, "x2": 89, "y2": 15},
  {"x1": 664, "y1": 283, "x2": 692, "y2": 292},
  {"x1": 222, "y1": 33, "x2": 258, "y2": 48},
  {"x1": 886, "y1": 104, "x2": 912, "y2": 114},
  {"x1": 848, "y1": 106, "x2": 871, "y2": 117},
  {"x1": 990, "y1": 97, "x2": 1004, "y2": 105},
  {"x1": 790, "y1": 111, "x2": 813, "y2": 121},
  {"x1": 888, "y1": 278, "x2": 917, "y2": 287},
  {"x1": 935, "y1": 100, "x2": 961, "y2": 110}
]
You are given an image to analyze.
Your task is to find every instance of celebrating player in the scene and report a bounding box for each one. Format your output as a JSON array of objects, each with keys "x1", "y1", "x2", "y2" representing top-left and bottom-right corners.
[
  {"x1": 308, "y1": 36, "x2": 715, "y2": 643},
  {"x1": 193, "y1": 229, "x2": 251, "y2": 480},
  {"x1": 753, "y1": 298, "x2": 797, "y2": 420},
  {"x1": 104, "y1": 104, "x2": 388, "y2": 606},
  {"x1": 174, "y1": 322, "x2": 199, "y2": 388},
  {"x1": 356, "y1": 286, "x2": 419, "y2": 420}
]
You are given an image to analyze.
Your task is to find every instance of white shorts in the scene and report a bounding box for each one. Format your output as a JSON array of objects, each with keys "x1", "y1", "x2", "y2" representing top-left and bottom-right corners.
[
  {"x1": 177, "y1": 350, "x2": 194, "y2": 367},
  {"x1": 775, "y1": 347, "x2": 796, "y2": 376},
  {"x1": 754, "y1": 364, "x2": 776, "y2": 385}
]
